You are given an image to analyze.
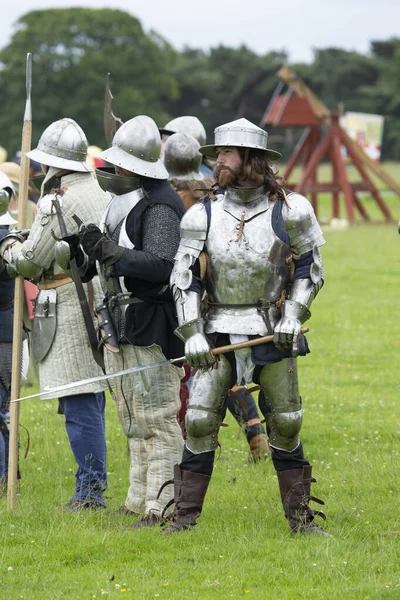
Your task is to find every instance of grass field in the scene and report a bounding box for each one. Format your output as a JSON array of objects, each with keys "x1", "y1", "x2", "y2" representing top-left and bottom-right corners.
[{"x1": 1, "y1": 187, "x2": 400, "y2": 599}]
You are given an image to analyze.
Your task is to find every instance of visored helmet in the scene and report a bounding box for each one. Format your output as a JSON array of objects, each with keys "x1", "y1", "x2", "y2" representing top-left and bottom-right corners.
[
  {"x1": 199, "y1": 118, "x2": 281, "y2": 161},
  {"x1": 160, "y1": 116, "x2": 207, "y2": 147},
  {"x1": 100, "y1": 115, "x2": 168, "y2": 180},
  {"x1": 164, "y1": 132, "x2": 204, "y2": 181},
  {"x1": 26, "y1": 118, "x2": 92, "y2": 172}
]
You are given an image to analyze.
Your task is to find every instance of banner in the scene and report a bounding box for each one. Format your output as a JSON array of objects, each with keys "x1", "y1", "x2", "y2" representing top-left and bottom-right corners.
[{"x1": 340, "y1": 111, "x2": 384, "y2": 162}]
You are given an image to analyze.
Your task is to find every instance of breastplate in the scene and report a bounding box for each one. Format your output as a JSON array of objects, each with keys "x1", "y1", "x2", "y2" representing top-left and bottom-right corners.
[
  {"x1": 101, "y1": 188, "x2": 145, "y2": 239},
  {"x1": 99, "y1": 188, "x2": 145, "y2": 296},
  {"x1": 204, "y1": 191, "x2": 292, "y2": 335}
]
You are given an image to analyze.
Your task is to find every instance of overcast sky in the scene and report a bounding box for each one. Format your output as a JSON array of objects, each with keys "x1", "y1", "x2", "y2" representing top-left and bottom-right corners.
[{"x1": 1, "y1": 0, "x2": 398, "y2": 62}]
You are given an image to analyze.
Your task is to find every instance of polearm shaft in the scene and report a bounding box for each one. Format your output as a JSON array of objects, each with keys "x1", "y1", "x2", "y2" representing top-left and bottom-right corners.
[
  {"x1": 12, "y1": 328, "x2": 309, "y2": 403},
  {"x1": 8, "y1": 52, "x2": 32, "y2": 510}
]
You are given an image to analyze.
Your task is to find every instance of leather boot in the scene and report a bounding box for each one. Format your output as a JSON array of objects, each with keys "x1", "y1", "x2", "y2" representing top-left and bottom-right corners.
[
  {"x1": 277, "y1": 465, "x2": 331, "y2": 536},
  {"x1": 161, "y1": 465, "x2": 211, "y2": 534},
  {"x1": 248, "y1": 433, "x2": 270, "y2": 463}
]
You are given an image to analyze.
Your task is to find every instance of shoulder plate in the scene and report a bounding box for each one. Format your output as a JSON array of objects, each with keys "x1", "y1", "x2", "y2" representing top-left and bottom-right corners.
[
  {"x1": 283, "y1": 192, "x2": 325, "y2": 255},
  {"x1": 180, "y1": 201, "x2": 208, "y2": 241},
  {"x1": 171, "y1": 202, "x2": 208, "y2": 294}
]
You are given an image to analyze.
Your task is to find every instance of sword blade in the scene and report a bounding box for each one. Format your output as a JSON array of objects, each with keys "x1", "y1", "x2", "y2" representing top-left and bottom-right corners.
[
  {"x1": 13, "y1": 327, "x2": 309, "y2": 404},
  {"x1": 12, "y1": 356, "x2": 186, "y2": 403}
]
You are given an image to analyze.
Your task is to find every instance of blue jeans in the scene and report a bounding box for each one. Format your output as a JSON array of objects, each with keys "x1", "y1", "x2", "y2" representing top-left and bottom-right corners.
[
  {"x1": 58, "y1": 392, "x2": 107, "y2": 506},
  {"x1": 0, "y1": 423, "x2": 5, "y2": 480},
  {"x1": 0, "y1": 381, "x2": 9, "y2": 481}
]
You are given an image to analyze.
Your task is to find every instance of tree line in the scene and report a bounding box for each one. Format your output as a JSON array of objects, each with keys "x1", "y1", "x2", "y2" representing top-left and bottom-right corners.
[{"x1": 0, "y1": 8, "x2": 399, "y2": 160}]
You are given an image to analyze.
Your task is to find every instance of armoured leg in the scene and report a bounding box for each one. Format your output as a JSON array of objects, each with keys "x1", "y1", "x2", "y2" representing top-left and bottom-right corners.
[
  {"x1": 185, "y1": 355, "x2": 233, "y2": 454},
  {"x1": 162, "y1": 360, "x2": 232, "y2": 533},
  {"x1": 59, "y1": 392, "x2": 107, "y2": 506},
  {"x1": 259, "y1": 357, "x2": 302, "y2": 451},
  {"x1": 259, "y1": 359, "x2": 329, "y2": 535},
  {"x1": 112, "y1": 344, "x2": 184, "y2": 516}
]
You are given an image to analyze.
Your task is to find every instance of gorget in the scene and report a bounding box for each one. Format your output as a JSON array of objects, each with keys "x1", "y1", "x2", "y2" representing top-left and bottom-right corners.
[
  {"x1": 204, "y1": 190, "x2": 292, "y2": 336},
  {"x1": 224, "y1": 185, "x2": 268, "y2": 218}
]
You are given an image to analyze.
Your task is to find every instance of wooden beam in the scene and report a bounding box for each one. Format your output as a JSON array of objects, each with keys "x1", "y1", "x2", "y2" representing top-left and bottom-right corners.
[
  {"x1": 283, "y1": 127, "x2": 312, "y2": 181},
  {"x1": 296, "y1": 126, "x2": 334, "y2": 195},
  {"x1": 339, "y1": 128, "x2": 393, "y2": 222},
  {"x1": 277, "y1": 66, "x2": 331, "y2": 126},
  {"x1": 341, "y1": 128, "x2": 400, "y2": 197},
  {"x1": 331, "y1": 133, "x2": 355, "y2": 223},
  {"x1": 352, "y1": 191, "x2": 371, "y2": 221}
]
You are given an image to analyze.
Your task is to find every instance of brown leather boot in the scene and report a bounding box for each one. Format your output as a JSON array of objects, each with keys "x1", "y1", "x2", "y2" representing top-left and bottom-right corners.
[
  {"x1": 277, "y1": 465, "x2": 331, "y2": 536},
  {"x1": 248, "y1": 433, "x2": 270, "y2": 463},
  {"x1": 161, "y1": 465, "x2": 211, "y2": 534}
]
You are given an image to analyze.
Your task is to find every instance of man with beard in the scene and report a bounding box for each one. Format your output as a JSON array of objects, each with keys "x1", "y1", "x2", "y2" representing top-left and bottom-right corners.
[
  {"x1": 164, "y1": 131, "x2": 269, "y2": 462},
  {"x1": 164, "y1": 118, "x2": 329, "y2": 536}
]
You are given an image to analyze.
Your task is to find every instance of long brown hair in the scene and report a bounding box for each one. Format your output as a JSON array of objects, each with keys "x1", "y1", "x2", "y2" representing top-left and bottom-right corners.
[{"x1": 239, "y1": 148, "x2": 283, "y2": 197}]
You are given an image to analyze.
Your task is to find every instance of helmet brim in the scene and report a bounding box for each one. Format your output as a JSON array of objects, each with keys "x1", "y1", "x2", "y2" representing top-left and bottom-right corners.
[
  {"x1": 100, "y1": 147, "x2": 168, "y2": 180},
  {"x1": 0, "y1": 211, "x2": 17, "y2": 225},
  {"x1": 199, "y1": 143, "x2": 282, "y2": 161},
  {"x1": 26, "y1": 149, "x2": 93, "y2": 173}
]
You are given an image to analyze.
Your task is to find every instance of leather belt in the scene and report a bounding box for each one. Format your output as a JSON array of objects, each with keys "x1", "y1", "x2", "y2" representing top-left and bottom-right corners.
[{"x1": 37, "y1": 277, "x2": 73, "y2": 290}]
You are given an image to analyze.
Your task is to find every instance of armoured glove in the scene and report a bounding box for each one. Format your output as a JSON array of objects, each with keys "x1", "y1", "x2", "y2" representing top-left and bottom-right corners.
[
  {"x1": 184, "y1": 333, "x2": 216, "y2": 370},
  {"x1": 274, "y1": 298, "x2": 310, "y2": 358},
  {"x1": 0, "y1": 229, "x2": 30, "y2": 260},
  {"x1": 79, "y1": 223, "x2": 124, "y2": 267},
  {"x1": 273, "y1": 315, "x2": 302, "y2": 357}
]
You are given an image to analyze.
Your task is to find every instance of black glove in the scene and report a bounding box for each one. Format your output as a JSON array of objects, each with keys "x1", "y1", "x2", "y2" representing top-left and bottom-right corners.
[
  {"x1": 79, "y1": 223, "x2": 124, "y2": 267},
  {"x1": 79, "y1": 223, "x2": 103, "y2": 257},
  {"x1": 62, "y1": 234, "x2": 80, "y2": 261}
]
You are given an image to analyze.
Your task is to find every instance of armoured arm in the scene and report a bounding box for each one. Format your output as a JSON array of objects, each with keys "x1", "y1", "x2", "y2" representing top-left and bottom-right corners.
[
  {"x1": 0, "y1": 230, "x2": 37, "y2": 279},
  {"x1": 170, "y1": 202, "x2": 215, "y2": 368},
  {"x1": 0, "y1": 192, "x2": 72, "y2": 281},
  {"x1": 274, "y1": 194, "x2": 325, "y2": 356}
]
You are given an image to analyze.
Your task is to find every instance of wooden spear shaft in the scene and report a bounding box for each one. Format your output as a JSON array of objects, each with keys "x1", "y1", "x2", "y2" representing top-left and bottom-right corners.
[
  {"x1": 7, "y1": 53, "x2": 32, "y2": 510},
  {"x1": 211, "y1": 327, "x2": 309, "y2": 356}
]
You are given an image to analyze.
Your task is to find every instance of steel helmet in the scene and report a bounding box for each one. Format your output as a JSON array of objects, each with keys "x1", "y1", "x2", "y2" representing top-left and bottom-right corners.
[
  {"x1": 199, "y1": 118, "x2": 281, "y2": 161},
  {"x1": 164, "y1": 132, "x2": 204, "y2": 181},
  {"x1": 160, "y1": 116, "x2": 207, "y2": 147},
  {"x1": 100, "y1": 115, "x2": 168, "y2": 180},
  {"x1": 26, "y1": 118, "x2": 92, "y2": 172}
]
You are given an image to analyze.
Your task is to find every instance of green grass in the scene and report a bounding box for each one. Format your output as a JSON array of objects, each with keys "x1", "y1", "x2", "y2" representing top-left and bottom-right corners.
[{"x1": 1, "y1": 220, "x2": 400, "y2": 599}]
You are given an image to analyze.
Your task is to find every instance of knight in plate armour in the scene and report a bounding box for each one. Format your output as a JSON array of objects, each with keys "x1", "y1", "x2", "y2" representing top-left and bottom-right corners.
[
  {"x1": 165, "y1": 118, "x2": 329, "y2": 536},
  {"x1": 0, "y1": 118, "x2": 110, "y2": 510},
  {"x1": 164, "y1": 130, "x2": 270, "y2": 463},
  {"x1": 77, "y1": 115, "x2": 186, "y2": 527}
]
